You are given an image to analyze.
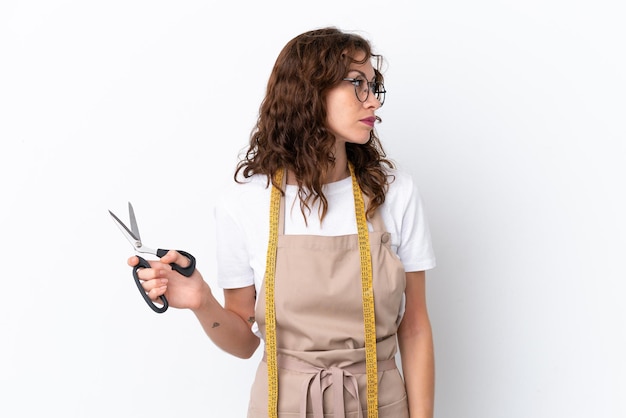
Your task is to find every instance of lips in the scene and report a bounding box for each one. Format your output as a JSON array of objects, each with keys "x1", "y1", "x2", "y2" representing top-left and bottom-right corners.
[{"x1": 360, "y1": 117, "x2": 376, "y2": 127}]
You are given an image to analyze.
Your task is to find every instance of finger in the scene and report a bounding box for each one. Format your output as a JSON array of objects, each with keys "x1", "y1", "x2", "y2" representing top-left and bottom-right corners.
[
  {"x1": 147, "y1": 284, "x2": 168, "y2": 301},
  {"x1": 141, "y1": 277, "x2": 168, "y2": 293},
  {"x1": 128, "y1": 256, "x2": 166, "y2": 269},
  {"x1": 135, "y1": 266, "x2": 167, "y2": 281},
  {"x1": 160, "y1": 249, "x2": 191, "y2": 268}
]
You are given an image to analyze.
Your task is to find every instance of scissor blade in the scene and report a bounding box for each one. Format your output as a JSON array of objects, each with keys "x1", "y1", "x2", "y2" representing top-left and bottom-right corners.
[
  {"x1": 128, "y1": 202, "x2": 141, "y2": 242},
  {"x1": 109, "y1": 210, "x2": 141, "y2": 244}
]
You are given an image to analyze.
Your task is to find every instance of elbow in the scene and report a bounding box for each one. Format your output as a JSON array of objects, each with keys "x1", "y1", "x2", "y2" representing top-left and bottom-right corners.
[
  {"x1": 235, "y1": 352, "x2": 255, "y2": 360},
  {"x1": 230, "y1": 338, "x2": 260, "y2": 359},
  {"x1": 234, "y1": 349, "x2": 256, "y2": 360},
  {"x1": 397, "y1": 317, "x2": 433, "y2": 341}
]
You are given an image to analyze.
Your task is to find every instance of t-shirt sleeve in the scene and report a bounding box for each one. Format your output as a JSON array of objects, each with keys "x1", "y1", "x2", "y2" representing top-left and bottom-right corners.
[
  {"x1": 396, "y1": 176, "x2": 436, "y2": 272},
  {"x1": 214, "y1": 198, "x2": 255, "y2": 289}
]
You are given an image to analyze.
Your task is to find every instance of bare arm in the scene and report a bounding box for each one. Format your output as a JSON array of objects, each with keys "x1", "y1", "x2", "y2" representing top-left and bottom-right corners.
[
  {"x1": 130, "y1": 250, "x2": 260, "y2": 359},
  {"x1": 398, "y1": 271, "x2": 434, "y2": 418},
  {"x1": 192, "y1": 284, "x2": 260, "y2": 359}
]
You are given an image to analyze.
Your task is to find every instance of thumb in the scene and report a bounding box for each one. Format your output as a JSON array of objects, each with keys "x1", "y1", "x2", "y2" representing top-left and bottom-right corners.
[
  {"x1": 160, "y1": 249, "x2": 191, "y2": 268},
  {"x1": 127, "y1": 255, "x2": 139, "y2": 267}
]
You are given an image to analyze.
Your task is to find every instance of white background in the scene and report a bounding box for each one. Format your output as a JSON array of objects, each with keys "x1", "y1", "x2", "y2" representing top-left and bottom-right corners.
[{"x1": 1, "y1": 1, "x2": 624, "y2": 417}]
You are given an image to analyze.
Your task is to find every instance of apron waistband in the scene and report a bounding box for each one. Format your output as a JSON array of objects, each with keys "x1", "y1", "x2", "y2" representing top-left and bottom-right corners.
[{"x1": 262, "y1": 353, "x2": 397, "y2": 418}]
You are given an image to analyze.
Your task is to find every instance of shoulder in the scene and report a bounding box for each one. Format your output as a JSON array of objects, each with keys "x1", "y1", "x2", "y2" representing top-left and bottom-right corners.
[
  {"x1": 385, "y1": 167, "x2": 415, "y2": 189},
  {"x1": 384, "y1": 167, "x2": 420, "y2": 206},
  {"x1": 214, "y1": 174, "x2": 272, "y2": 229},
  {"x1": 379, "y1": 167, "x2": 436, "y2": 270},
  {"x1": 217, "y1": 174, "x2": 271, "y2": 210},
  {"x1": 379, "y1": 166, "x2": 430, "y2": 226}
]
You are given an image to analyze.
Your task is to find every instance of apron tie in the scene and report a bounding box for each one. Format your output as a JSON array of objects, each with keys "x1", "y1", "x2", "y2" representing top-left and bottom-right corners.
[
  {"x1": 273, "y1": 354, "x2": 397, "y2": 418},
  {"x1": 303, "y1": 364, "x2": 360, "y2": 418}
]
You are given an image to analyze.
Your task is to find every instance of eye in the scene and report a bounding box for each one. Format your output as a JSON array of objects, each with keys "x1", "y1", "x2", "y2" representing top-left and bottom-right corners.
[{"x1": 351, "y1": 78, "x2": 365, "y2": 88}]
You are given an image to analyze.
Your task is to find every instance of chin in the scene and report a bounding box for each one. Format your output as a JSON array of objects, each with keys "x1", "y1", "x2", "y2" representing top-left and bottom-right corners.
[
  {"x1": 352, "y1": 136, "x2": 371, "y2": 145},
  {"x1": 337, "y1": 133, "x2": 371, "y2": 146}
]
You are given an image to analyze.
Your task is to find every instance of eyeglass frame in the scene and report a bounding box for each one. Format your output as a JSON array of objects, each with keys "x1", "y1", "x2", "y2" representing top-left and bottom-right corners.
[{"x1": 341, "y1": 75, "x2": 386, "y2": 106}]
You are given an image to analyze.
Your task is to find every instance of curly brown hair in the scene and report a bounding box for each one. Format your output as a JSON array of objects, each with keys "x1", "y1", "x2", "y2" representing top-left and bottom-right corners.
[{"x1": 235, "y1": 27, "x2": 394, "y2": 221}]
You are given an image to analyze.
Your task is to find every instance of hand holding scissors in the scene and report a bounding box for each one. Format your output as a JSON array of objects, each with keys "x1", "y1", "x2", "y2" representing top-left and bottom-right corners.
[{"x1": 109, "y1": 202, "x2": 196, "y2": 313}]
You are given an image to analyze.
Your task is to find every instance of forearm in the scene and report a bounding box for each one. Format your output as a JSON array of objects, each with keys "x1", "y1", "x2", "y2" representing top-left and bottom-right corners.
[
  {"x1": 191, "y1": 286, "x2": 260, "y2": 359},
  {"x1": 399, "y1": 327, "x2": 435, "y2": 418}
]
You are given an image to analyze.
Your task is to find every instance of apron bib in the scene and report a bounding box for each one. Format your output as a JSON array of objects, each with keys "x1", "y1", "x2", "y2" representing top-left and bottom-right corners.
[{"x1": 248, "y1": 170, "x2": 408, "y2": 418}]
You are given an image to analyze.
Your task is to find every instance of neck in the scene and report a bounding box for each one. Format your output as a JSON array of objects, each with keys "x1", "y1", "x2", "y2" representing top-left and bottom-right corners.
[
  {"x1": 285, "y1": 144, "x2": 350, "y2": 185},
  {"x1": 285, "y1": 164, "x2": 350, "y2": 185},
  {"x1": 327, "y1": 143, "x2": 350, "y2": 183},
  {"x1": 326, "y1": 160, "x2": 350, "y2": 184}
]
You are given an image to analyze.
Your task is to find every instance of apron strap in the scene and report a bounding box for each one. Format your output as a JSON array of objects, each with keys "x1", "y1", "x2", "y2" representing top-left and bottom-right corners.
[
  {"x1": 277, "y1": 168, "x2": 287, "y2": 235},
  {"x1": 367, "y1": 202, "x2": 386, "y2": 233}
]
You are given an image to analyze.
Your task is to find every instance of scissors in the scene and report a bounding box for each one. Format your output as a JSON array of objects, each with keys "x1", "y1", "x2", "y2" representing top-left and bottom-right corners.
[{"x1": 109, "y1": 202, "x2": 196, "y2": 313}]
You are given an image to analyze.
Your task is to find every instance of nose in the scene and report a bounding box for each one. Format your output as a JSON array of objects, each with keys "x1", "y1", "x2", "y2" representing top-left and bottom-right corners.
[{"x1": 363, "y1": 92, "x2": 382, "y2": 109}]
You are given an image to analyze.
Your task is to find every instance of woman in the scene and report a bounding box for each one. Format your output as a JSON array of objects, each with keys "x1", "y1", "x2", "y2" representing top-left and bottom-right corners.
[{"x1": 129, "y1": 27, "x2": 436, "y2": 418}]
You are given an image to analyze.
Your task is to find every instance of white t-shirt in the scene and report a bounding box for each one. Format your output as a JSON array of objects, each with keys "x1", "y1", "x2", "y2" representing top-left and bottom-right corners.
[{"x1": 214, "y1": 168, "x2": 436, "y2": 294}]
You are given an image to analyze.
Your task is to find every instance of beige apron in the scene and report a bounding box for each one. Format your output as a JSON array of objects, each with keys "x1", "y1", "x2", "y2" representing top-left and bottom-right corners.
[{"x1": 248, "y1": 181, "x2": 409, "y2": 418}]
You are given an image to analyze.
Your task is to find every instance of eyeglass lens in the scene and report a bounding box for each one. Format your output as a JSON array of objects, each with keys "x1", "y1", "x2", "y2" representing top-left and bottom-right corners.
[{"x1": 358, "y1": 81, "x2": 385, "y2": 105}]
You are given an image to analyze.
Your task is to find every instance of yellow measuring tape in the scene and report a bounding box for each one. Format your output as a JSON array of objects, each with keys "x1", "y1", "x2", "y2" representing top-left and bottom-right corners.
[
  {"x1": 264, "y1": 165, "x2": 379, "y2": 418},
  {"x1": 265, "y1": 168, "x2": 283, "y2": 418},
  {"x1": 349, "y1": 163, "x2": 379, "y2": 418}
]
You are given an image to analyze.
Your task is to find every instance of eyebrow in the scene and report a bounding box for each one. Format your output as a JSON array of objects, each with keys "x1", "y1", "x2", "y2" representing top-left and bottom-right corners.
[{"x1": 347, "y1": 69, "x2": 376, "y2": 82}]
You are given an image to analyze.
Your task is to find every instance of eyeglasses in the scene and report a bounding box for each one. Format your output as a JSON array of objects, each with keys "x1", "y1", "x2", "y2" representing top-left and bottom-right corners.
[{"x1": 342, "y1": 77, "x2": 386, "y2": 106}]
